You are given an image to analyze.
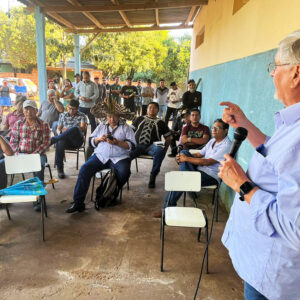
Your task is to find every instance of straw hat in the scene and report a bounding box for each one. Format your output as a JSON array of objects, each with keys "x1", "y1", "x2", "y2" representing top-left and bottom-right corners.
[{"x1": 91, "y1": 96, "x2": 135, "y2": 120}]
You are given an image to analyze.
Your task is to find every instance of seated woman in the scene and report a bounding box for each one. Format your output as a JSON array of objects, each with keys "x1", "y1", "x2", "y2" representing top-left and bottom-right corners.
[
  {"x1": 153, "y1": 119, "x2": 232, "y2": 218},
  {"x1": 59, "y1": 79, "x2": 75, "y2": 108},
  {"x1": 66, "y1": 99, "x2": 136, "y2": 213},
  {"x1": 1, "y1": 95, "x2": 26, "y2": 137}
]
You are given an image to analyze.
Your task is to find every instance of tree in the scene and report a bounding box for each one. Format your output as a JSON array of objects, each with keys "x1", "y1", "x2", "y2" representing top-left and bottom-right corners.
[
  {"x1": 0, "y1": 8, "x2": 36, "y2": 69},
  {"x1": 82, "y1": 31, "x2": 169, "y2": 78}
]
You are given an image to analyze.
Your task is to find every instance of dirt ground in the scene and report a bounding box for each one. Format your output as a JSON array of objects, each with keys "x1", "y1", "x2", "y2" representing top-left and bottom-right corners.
[{"x1": 0, "y1": 147, "x2": 243, "y2": 300}]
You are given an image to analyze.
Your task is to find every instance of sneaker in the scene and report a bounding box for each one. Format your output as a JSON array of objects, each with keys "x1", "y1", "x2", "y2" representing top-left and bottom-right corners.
[
  {"x1": 65, "y1": 203, "x2": 85, "y2": 213},
  {"x1": 148, "y1": 175, "x2": 156, "y2": 188},
  {"x1": 168, "y1": 153, "x2": 176, "y2": 157},
  {"x1": 57, "y1": 169, "x2": 65, "y2": 179},
  {"x1": 33, "y1": 200, "x2": 41, "y2": 212}
]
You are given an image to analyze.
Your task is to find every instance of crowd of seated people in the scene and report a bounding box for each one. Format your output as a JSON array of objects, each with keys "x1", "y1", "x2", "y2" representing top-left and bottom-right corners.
[{"x1": 0, "y1": 74, "x2": 231, "y2": 217}]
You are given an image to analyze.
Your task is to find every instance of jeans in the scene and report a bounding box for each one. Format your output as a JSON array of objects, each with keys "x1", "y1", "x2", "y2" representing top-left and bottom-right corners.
[
  {"x1": 165, "y1": 107, "x2": 177, "y2": 125},
  {"x1": 163, "y1": 150, "x2": 218, "y2": 208},
  {"x1": 244, "y1": 282, "x2": 268, "y2": 300},
  {"x1": 79, "y1": 106, "x2": 97, "y2": 133},
  {"x1": 51, "y1": 121, "x2": 59, "y2": 136},
  {"x1": 158, "y1": 105, "x2": 167, "y2": 120},
  {"x1": 52, "y1": 127, "x2": 84, "y2": 170},
  {"x1": 129, "y1": 143, "x2": 166, "y2": 177},
  {"x1": 73, "y1": 155, "x2": 131, "y2": 205}
]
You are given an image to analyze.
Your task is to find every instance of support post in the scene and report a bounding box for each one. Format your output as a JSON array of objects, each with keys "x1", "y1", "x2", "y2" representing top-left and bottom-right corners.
[
  {"x1": 74, "y1": 34, "x2": 81, "y2": 75},
  {"x1": 34, "y1": 6, "x2": 47, "y2": 103}
]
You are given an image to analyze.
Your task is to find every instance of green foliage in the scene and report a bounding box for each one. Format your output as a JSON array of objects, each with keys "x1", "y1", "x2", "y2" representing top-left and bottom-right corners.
[
  {"x1": 0, "y1": 7, "x2": 36, "y2": 69},
  {"x1": 0, "y1": 7, "x2": 191, "y2": 86},
  {"x1": 82, "y1": 31, "x2": 191, "y2": 86}
]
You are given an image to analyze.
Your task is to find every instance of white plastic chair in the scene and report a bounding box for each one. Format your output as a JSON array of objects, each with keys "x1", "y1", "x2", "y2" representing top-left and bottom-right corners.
[
  {"x1": 186, "y1": 149, "x2": 220, "y2": 221},
  {"x1": 160, "y1": 171, "x2": 208, "y2": 274},
  {"x1": 0, "y1": 154, "x2": 48, "y2": 241}
]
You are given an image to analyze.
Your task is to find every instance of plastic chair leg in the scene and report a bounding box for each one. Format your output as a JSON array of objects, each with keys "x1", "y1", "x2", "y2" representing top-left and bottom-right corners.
[
  {"x1": 160, "y1": 211, "x2": 165, "y2": 272},
  {"x1": 135, "y1": 158, "x2": 138, "y2": 172}
]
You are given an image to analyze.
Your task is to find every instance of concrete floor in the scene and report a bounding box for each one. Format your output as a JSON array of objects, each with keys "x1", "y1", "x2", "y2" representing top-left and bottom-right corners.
[{"x1": 0, "y1": 147, "x2": 243, "y2": 300}]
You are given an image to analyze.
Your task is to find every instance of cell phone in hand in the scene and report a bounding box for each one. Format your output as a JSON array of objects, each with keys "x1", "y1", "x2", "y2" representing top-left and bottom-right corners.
[{"x1": 107, "y1": 135, "x2": 114, "y2": 141}]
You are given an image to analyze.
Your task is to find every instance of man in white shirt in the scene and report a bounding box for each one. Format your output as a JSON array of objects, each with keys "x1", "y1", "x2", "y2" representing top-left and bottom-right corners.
[{"x1": 165, "y1": 82, "x2": 183, "y2": 126}]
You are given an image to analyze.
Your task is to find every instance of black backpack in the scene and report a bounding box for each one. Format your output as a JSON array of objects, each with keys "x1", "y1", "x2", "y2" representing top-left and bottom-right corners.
[{"x1": 94, "y1": 169, "x2": 120, "y2": 210}]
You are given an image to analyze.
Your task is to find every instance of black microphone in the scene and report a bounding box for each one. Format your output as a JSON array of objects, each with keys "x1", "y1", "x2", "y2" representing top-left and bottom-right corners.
[{"x1": 229, "y1": 127, "x2": 248, "y2": 158}]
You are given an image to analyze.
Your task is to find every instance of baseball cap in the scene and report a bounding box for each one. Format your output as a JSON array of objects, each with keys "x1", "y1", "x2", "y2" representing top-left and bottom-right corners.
[
  {"x1": 23, "y1": 100, "x2": 37, "y2": 110},
  {"x1": 181, "y1": 109, "x2": 190, "y2": 117}
]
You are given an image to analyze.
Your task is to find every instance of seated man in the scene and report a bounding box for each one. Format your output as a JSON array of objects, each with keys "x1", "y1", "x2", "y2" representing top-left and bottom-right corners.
[
  {"x1": 0, "y1": 136, "x2": 14, "y2": 190},
  {"x1": 153, "y1": 119, "x2": 232, "y2": 217},
  {"x1": 181, "y1": 108, "x2": 210, "y2": 150},
  {"x1": 50, "y1": 99, "x2": 87, "y2": 179},
  {"x1": 10, "y1": 100, "x2": 51, "y2": 211},
  {"x1": 168, "y1": 107, "x2": 191, "y2": 157},
  {"x1": 130, "y1": 102, "x2": 171, "y2": 188},
  {"x1": 66, "y1": 101, "x2": 136, "y2": 213},
  {"x1": 38, "y1": 89, "x2": 64, "y2": 136}
]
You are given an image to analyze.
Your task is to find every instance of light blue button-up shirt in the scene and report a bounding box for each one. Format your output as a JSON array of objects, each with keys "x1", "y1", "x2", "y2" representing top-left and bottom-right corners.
[
  {"x1": 222, "y1": 102, "x2": 300, "y2": 300},
  {"x1": 197, "y1": 136, "x2": 232, "y2": 183},
  {"x1": 91, "y1": 121, "x2": 136, "y2": 164}
]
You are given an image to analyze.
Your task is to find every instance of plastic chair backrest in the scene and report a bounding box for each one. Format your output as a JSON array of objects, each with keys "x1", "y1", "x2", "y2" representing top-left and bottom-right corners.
[
  {"x1": 5, "y1": 154, "x2": 41, "y2": 174},
  {"x1": 165, "y1": 171, "x2": 201, "y2": 192}
]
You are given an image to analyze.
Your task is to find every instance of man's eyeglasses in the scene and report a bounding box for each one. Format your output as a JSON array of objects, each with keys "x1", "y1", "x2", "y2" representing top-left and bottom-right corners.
[
  {"x1": 267, "y1": 62, "x2": 291, "y2": 73},
  {"x1": 211, "y1": 126, "x2": 223, "y2": 131}
]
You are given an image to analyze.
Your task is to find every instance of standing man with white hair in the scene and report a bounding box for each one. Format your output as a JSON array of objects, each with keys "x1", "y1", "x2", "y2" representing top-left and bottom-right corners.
[{"x1": 218, "y1": 30, "x2": 300, "y2": 300}]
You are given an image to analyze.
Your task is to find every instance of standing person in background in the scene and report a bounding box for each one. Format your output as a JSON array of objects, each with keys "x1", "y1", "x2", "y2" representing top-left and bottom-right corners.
[
  {"x1": 94, "y1": 77, "x2": 106, "y2": 104},
  {"x1": 73, "y1": 73, "x2": 81, "y2": 89},
  {"x1": 120, "y1": 77, "x2": 138, "y2": 113},
  {"x1": 165, "y1": 82, "x2": 183, "y2": 126},
  {"x1": 59, "y1": 79, "x2": 74, "y2": 108},
  {"x1": 0, "y1": 80, "x2": 13, "y2": 118},
  {"x1": 75, "y1": 71, "x2": 99, "y2": 133},
  {"x1": 14, "y1": 79, "x2": 27, "y2": 97},
  {"x1": 110, "y1": 76, "x2": 122, "y2": 103},
  {"x1": 182, "y1": 79, "x2": 202, "y2": 111},
  {"x1": 155, "y1": 79, "x2": 169, "y2": 120},
  {"x1": 141, "y1": 79, "x2": 155, "y2": 115},
  {"x1": 135, "y1": 79, "x2": 143, "y2": 116},
  {"x1": 102, "y1": 77, "x2": 111, "y2": 97}
]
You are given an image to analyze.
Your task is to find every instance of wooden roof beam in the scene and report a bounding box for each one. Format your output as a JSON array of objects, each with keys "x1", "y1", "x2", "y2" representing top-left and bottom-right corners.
[
  {"x1": 155, "y1": 9, "x2": 159, "y2": 26},
  {"x1": 66, "y1": 0, "x2": 104, "y2": 29},
  {"x1": 43, "y1": 1, "x2": 209, "y2": 13},
  {"x1": 26, "y1": 0, "x2": 76, "y2": 29},
  {"x1": 111, "y1": 0, "x2": 132, "y2": 27},
  {"x1": 68, "y1": 24, "x2": 193, "y2": 34},
  {"x1": 185, "y1": 5, "x2": 197, "y2": 25}
]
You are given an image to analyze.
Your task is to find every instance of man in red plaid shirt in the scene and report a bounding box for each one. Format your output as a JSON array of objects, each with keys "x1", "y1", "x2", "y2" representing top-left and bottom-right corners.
[{"x1": 10, "y1": 100, "x2": 50, "y2": 211}]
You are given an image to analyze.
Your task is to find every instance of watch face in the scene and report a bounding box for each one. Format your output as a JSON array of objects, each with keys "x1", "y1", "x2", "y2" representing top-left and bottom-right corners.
[{"x1": 240, "y1": 181, "x2": 254, "y2": 195}]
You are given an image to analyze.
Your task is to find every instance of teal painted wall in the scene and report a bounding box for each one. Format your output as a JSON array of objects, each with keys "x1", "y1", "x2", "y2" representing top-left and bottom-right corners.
[{"x1": 190, "y1": 48, "x2": 283, "y2": 211}]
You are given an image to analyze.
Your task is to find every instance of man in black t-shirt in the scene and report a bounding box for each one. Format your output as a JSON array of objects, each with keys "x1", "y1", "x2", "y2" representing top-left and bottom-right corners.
[
  {"x1": 120, "y1": 77, "x2": 138, "y2": 113},
  {"x1": 182, "y1": 79, "x2": 202, "y2": 111},
  {"x1": 130, "y1": 102, "x2": 171, "y2": 188}
]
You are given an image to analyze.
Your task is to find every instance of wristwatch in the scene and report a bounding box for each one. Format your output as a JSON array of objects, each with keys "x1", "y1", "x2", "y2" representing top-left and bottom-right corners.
[
  {"x1": 188, "y1": 137, "x2": 192, "y2": 143},
  {"x1": 239, "y1": 181, "x2": 256, "y2": 201}
]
